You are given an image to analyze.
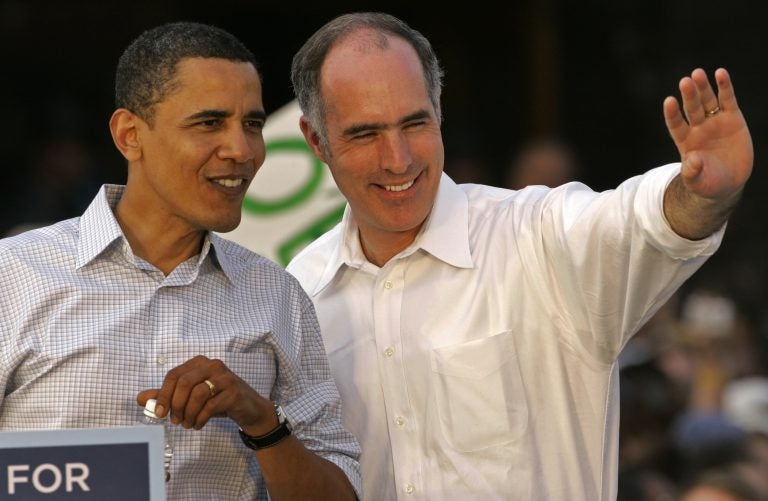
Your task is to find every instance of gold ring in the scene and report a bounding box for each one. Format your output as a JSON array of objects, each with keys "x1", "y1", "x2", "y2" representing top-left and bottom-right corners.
[
  {"x1": 705, "y1": 106, "x2": 721, "y2": 117},
  {"x1": 203, "y1": 379, "x2": 216, "y2": 397}
]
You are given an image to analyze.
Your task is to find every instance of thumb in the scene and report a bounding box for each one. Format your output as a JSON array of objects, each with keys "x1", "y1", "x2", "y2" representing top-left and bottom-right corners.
[
  {"x1": 136, "y1": 389, "x2": 161, "y2": 408},
  {"x1": 680, "y1": 152, "x2": 704, "y2": 184}
]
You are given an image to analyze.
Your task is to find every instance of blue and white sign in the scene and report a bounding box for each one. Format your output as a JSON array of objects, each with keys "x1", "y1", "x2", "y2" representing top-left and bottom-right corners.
[{"x1": 0, "y1": 426, "x2": 166, "y2": 500}]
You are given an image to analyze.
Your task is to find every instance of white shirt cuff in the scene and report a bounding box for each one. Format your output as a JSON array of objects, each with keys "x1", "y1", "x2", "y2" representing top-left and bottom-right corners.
[{"x1": 634, "y1": 163, "x2": 725, "y2": 259}]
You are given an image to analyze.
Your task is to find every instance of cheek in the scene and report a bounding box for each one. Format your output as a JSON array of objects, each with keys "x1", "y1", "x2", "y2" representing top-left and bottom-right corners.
[
  {"x1": 330, "y1": 150, "x2": 369, "y2": 178},
  {"x1": 328, "y1": 163, "x2": 365, "y2": 199},
  {"x1": 413, "y1": 135, "x2": 444, "y2": 162},
  {"x1": 149, "y1": 141, "x2": 206, "y2": 174},
  {"x1": 254, "y1": 146, "x2": 266, "y2": 168}
]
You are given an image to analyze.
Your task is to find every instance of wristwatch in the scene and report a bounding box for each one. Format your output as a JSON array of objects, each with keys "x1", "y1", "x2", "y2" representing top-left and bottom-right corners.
[{"x1": 238, "y1": 403, "x2": 292, "y2": 450}]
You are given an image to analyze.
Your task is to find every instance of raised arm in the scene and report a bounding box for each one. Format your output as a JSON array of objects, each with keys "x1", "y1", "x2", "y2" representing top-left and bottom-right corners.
[{"x1": 662, "y1": 68, "x2": 753, "y2": 240}]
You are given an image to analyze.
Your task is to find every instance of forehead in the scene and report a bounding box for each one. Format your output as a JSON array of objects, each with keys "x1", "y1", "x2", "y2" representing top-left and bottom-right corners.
[
  {"x1": 319, "y1": 32, "x2": 431, "y2": 122},
  {"x1": 160, "y1": 57, "x2": 262, "y2": 106}
]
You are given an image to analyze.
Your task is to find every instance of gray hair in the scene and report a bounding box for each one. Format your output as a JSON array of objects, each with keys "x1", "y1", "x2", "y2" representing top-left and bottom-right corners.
[
  {"x1": 291, "y1": 12, "x2": 443, "y2": 149},
  {"x1": 115, "y1": 21, "x2": 258, "y2": 125}
]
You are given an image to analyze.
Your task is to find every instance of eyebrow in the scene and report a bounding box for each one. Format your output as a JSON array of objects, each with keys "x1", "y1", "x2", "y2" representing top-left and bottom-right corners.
[
  {"x1": 245, "y1": 110, "x2": 268, "y2": 122},
  {"x1": 342, "y1": 109, "x2": 432, "y2": 137},
  {"x1": 184, "y1": 109, "x2": 267, "y2": 122}
]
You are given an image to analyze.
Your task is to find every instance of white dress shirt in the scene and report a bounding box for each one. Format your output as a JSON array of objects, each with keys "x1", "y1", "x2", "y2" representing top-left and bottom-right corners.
[{"x1": 287, "y1": 164, "x2": 723, "y2": 500}]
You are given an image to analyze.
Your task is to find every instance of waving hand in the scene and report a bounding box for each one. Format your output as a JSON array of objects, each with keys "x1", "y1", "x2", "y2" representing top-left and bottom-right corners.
[{"x1": 663, "y1": 68, "x2": 753, "y2": 239}]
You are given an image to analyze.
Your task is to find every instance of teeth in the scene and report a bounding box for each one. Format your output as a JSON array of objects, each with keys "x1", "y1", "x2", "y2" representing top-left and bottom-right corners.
[
  {"x1": 384, "y1": 180, "x2": 414, "y2": 192},
  {"x1": 214, "y1": 179, "x2": 243, "y2": 188}
]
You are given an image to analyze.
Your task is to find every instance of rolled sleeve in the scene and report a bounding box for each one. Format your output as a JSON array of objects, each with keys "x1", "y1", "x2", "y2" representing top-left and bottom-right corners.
[
  {"x1": 284, "y1": 379, "x2": 363, "y2": 499},
  {"x1": 634, "y1": 163, "x2": 725, "y2": 259}
]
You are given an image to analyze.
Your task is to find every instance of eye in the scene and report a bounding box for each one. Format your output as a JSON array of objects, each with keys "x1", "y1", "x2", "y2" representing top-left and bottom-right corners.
[
  {"x1": 196, "y1": 119, "x2": 222, "y2": 128},
  {"x1": 351, "y1": 131, "x2": 376, "y2": 141},
  {"x1": 404, "y1": 120, "x2": 426, "y2": 130},
  {"x1": 244, "y1": 119, "x2": 265, "y2": 131}
]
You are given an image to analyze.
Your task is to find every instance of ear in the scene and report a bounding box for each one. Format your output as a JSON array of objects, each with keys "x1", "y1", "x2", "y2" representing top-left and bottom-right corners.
[
  {"x1": 109, "y1": 108, "x2": 143, "y2": 162},
  {"x1": 299, "y1": 116, "x2": 329, "y2": 164}
]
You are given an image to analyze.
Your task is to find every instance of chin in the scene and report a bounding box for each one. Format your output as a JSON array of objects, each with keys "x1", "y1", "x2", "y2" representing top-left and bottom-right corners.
[{"x1": 206, "y1": 214, "x2": 242, "y2": 233}]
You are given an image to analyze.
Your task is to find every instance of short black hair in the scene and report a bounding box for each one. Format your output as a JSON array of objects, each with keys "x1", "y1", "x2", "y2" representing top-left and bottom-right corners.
[{"x1": 115, "y1": 21, "x2": 258, "y2": 124}]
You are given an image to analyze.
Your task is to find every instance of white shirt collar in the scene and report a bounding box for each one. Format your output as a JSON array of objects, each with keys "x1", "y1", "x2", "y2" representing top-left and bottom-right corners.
[{"x1": 312, "y1": 172, "x2": 474, "y2": 295}]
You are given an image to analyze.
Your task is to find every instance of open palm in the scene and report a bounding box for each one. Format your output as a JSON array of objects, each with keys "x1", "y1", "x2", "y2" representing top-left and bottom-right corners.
[{"x1": 663, "y1": 68, "x2": 753, "y2": 200}]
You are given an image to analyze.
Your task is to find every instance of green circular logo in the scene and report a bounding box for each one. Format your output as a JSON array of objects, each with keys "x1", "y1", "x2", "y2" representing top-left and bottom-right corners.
[{"x1": 242, "y1": 138, "x2": 324, "y2": 215}]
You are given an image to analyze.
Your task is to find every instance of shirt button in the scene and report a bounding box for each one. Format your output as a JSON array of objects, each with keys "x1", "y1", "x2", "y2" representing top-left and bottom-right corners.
[
  {"x1": 395, "y1": 416, "x2": 406, "y2": 427},
  {"x1": 156, "y1": 355, "x2": 167, "y2": 365},
  {"x1": 404, "y1": 484, "x2": 415, "y2": 495},
  {"x1": 384, "y1": 281, "x2": 392, "y2": 289},
  {"x1": 383, "y1": 347, "x2": 395, "y2": 357}
]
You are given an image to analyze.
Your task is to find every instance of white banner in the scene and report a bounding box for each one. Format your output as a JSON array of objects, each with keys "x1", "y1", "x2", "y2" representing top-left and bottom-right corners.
[{"x1": 221, "y1": 100, "x2": 345, "y2": 266}]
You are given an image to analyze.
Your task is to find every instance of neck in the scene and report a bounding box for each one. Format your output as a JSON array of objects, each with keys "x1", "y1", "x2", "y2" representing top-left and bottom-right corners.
[
  {"x1": 359, "y1": 227, "x2": 420, "y2": 267},
  {"x1": 115, "y1": 189, "x2": 205, "y2": 276}
]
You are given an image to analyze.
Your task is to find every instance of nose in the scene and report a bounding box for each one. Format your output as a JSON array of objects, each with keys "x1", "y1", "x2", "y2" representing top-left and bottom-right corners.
[
  {"x1": 380, "y1": 131, "x2": 412, "y2": 174},
  {"x1": 218, "y1": 125, "x2": 260, "y2": 164}
]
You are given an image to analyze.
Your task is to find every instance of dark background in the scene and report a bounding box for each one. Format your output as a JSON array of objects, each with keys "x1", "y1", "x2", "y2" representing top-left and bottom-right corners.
[
  {"x1": 2, "y1": 3, "x2": 767, "y2": 497},
  {"x1": 0, "y1": 0, "x2": 765, "y2": 317}
]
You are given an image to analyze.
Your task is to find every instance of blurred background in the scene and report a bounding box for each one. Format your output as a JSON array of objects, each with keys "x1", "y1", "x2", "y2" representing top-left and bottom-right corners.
[{"x1": 1, "y1": 1, "x2": 766, "y2": 499}]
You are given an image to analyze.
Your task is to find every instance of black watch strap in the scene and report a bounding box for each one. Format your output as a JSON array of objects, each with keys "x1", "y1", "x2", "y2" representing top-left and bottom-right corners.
[{"x1": 239, "y1": 404, "x2": 292, "y2": 450}]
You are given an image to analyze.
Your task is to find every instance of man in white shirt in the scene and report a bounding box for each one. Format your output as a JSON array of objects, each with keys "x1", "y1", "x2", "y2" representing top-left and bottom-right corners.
[{"x1": 286, "y1": 12, "x2": 753, "y2": 500}]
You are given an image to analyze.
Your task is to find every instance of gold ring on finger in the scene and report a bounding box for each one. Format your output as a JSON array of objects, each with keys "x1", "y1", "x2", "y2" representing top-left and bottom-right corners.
[
  {"x1": 705, "y1": 105, "x2": 721, "y2": 117},
  {"x1": 203, "y1": 379, "x2": 216, "y2": 397}
]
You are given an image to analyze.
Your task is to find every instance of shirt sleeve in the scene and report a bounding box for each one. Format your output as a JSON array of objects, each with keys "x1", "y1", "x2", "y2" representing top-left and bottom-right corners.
[
  {"x1": 526, "y1": 163, "x2": 725, "y2": 365},
  {"x1": 270, "y1": 283, "x2": 362, "y2": 498},
  {"x1": 634, "y1": 163, "x2": 724, "y2": 258}
]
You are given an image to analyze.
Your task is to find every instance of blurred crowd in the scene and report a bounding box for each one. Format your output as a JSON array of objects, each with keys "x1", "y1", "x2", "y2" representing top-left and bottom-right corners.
[{"x1": 618, "y1": 290, "x2": 768, "y2": 500}]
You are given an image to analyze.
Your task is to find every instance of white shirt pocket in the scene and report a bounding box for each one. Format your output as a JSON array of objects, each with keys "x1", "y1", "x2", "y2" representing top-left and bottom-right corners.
[{"x1": 430, "y1": 330, "x2": 529, "y2": 452}]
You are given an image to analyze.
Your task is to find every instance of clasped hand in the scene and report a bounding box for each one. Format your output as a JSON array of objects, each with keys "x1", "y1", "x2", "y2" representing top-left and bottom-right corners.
[{"x1": 137, "y1": 355, "x2": 274, "y2": 433}]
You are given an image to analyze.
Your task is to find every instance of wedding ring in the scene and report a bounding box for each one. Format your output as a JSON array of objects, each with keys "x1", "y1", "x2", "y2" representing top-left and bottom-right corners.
[
  {"x1": 705, "y1": 106, "x2": 721, "y2": 117},
  {"x1": 203, "y1": 379, "x2": 216, "y2": 397}
]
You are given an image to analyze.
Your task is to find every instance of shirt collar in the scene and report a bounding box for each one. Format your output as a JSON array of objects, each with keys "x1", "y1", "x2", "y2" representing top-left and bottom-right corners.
[
  {"x1": 75, "y1": 184, "x2": 233, "y2": 281},
  {"x1": 76, "y1": 184, "x2": 127, "y2": 269},
  {"x1": 207, "y1": 233, "x2": 238, "y2": 283},
  {"x1": 313, "y1": 172, "x2": 474, "y2": 295},
  {"x1": 417, "y1": 173, "x2": 474, "y2": 268}
]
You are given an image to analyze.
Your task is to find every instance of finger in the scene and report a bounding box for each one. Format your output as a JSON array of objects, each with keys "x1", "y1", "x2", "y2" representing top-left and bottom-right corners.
[
  {"x1": 181, "y1": 380, "x2": 217, "y2": 428},
  {"x1": 154, "y1": 374, "x2": 179, "y2": 420},
  {"x1": 187, "y1": 365, "x2": 241, "y2": 429},
  {"x1": 168, "y1": 363, "x2": 211, "y2": 425},
  {"x1": 679, "y1": 76, "x2": 705, "y2": 125},
  {"x1": 714, "y1": 67, "x2": 739, "y2": 112},
  {"x1": 193, "y1": 394, "x2": 226, "y2": 430},
  {"x1": 156, "y1": 355, "x2": 209, "y2": 423},
  {"x1": 691, "y1": 68, "x2": 719, "y2": 116},
  {"x1": 663, "y1": 96, "x2": 689, "y2": 147},
  {"x1": 136, "y1": 389, "x2": 160, "y2": 408}
]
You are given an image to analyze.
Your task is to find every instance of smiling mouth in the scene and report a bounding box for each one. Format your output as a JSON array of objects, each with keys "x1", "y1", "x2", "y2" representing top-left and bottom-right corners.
[
  {"x1": 384, "y1": 179, "x2": 415, "y2": 192},
  {"x1": 213, "y1": 178, "x2": 245, "y2": 188}
]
